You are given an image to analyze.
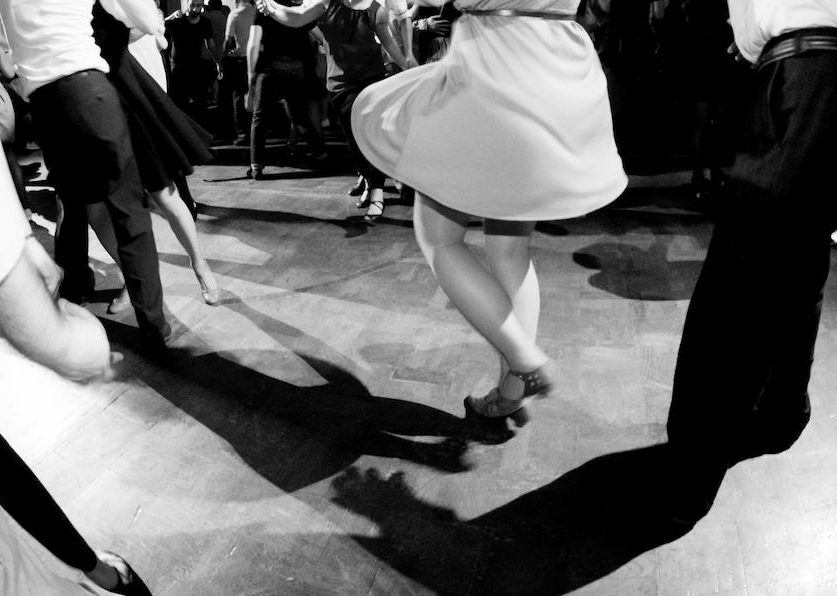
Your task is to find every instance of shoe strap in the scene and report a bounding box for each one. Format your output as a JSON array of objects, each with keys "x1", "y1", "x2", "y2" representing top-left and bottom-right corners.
[{"x1": 501, "y1": 367, "x2": 547, "y2": 399}]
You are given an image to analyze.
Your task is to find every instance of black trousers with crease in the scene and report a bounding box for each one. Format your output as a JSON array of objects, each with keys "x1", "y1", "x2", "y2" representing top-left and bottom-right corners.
[{"x1": 667, "y1": 48, "x2": 837, "y2": 467}]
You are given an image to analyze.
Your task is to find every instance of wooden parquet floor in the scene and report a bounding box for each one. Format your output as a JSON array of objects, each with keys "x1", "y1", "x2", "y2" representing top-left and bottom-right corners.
[{"x1": 3, "y1": 147, "x2": 836, "y2": 595}]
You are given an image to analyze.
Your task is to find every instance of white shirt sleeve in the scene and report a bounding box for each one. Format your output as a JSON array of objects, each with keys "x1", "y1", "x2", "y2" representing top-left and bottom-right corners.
[
  {"x1": 100, "y1": 0, "x2": 164, "y2": 36},
  {"x1": 0, "y1": 154, "x2": 30, "y2": 284}
]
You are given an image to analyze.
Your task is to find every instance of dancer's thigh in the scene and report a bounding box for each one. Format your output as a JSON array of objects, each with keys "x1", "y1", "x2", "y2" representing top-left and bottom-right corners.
[
  {"x1": 414, "y1": 192, "x2": 470, "y2": 249},
  {"x1": 484, "y1": 219, "x2": 536, "y2": 254}
]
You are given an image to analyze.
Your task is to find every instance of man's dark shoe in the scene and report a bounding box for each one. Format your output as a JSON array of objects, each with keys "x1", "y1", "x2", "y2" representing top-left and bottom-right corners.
[
  {"x1": 140, "y1": 322, "x2": 171, "y2": 358},
  {"x1": 246, "y1": 167, "x2": 264, "y2": 181}
]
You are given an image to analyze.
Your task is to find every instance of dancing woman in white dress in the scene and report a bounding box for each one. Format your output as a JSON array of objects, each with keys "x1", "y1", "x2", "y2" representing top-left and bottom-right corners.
[{"x1": 352, "y1": 0, "x2": 627, "y2": 419}]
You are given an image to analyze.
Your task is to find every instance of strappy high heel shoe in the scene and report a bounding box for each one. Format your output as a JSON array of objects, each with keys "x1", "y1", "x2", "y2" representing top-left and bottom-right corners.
[
  {"x1": 95, "y1": 551, "x2": 152, "y2": 596},
  {"x1": 364, "y1": 199, "x2": 385, "y2": 224},
  {"x1": 466, "y1": 362, "x2": 555, "y2": 418}
]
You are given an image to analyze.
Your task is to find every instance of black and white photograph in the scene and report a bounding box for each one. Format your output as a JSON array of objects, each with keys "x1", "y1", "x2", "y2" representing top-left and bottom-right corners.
[{"x1": 0, "y1": 0, "x2": 836, "y2": 594}]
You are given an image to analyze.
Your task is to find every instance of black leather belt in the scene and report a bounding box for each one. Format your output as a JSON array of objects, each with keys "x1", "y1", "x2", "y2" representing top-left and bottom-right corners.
[{"x1": 758, "y1": 27, "x2": 837, "y2": 69}]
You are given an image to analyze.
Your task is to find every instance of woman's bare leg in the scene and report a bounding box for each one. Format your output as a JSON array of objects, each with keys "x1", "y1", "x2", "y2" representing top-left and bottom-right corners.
[
  {"x1": 413, "y1": 192, "x2": 547, "y2": 372},
  {"x1": 148, "y1": 183, "x2": 219, "y2": 305},
  {"x1": 483, "y1": 219, "x2": 540, "y2": 385}
]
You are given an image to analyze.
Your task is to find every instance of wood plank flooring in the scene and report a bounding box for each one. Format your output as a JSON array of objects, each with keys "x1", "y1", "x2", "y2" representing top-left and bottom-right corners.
[{"x1": 2, "y1": 149, "x2": 836, "y2": 595}]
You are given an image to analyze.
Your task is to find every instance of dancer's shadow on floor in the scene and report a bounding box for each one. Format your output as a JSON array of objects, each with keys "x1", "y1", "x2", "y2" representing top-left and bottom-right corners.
[
  {"x1": 101, "y1": 318, "x2": 514, "y2": 496},
  {"x1": 573, "y1": 240, "x2": 703, "y2": 301},
  {"x1": 327, "y1": 444, "x2": 692, "y2": 595}
]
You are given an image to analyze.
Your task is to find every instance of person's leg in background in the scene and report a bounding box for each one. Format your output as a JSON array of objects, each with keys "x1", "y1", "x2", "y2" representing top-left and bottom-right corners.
[
  {"x1": 248, "y1": 70, "x2": 280, "y2": 179},
  {"x1": 331, "y1": 85, "x2": 387, "y2": 222},
  {"x1": 229, "y1": 56, "x2": 251, "y2": 145}
]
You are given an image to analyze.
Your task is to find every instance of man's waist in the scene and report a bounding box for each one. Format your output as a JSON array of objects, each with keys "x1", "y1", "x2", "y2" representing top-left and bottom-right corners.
[
  {"x1": 759, "y1": 27, "x2": 837, "y2": 69},
  {"x1": 27, "y1": 68, "x2": 109, "y2": 103}
]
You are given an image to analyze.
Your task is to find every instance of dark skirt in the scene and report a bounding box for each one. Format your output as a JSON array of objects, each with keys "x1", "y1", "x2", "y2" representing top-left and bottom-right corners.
[{"x1": 108, "y1": 48, "x2": 213, "y2": 193}]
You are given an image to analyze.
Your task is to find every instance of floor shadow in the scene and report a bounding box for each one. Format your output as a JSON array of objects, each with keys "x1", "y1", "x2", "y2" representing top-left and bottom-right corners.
[
  {"x1": 100, "y1": 318, "x2": 514, "y2": 497},
  {"x1": 202, "y1": 168, "x2": 351, "y2": 184},
  {"x1": 573, "y1": 240, "x2": 703, "y2": 301},
  {"x1": 537, "y1": 185, "x2": 714, "y2": 241},
  {"x1": 327, "y1": 444, "x2": 693, "y2": 595},
  {"x1": 23, "y1": 187, "x2": 59, "y2": 223},
  {"x1": 196, "y1": 202, "x2": 373, "y2": 238}
]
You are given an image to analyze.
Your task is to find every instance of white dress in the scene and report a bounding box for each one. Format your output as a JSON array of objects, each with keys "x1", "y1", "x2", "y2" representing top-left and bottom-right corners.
[{"x1": 351, "y1": 0, "x2": 627, "y2": 221}]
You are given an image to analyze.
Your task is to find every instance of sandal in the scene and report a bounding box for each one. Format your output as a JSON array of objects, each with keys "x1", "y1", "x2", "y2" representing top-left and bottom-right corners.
[
  {"x1": 364, "y1": 199, "x2": 385, "y2": 224},
  {"x1": 466, "y1": 362, "x2": 555, "y2": 418}
]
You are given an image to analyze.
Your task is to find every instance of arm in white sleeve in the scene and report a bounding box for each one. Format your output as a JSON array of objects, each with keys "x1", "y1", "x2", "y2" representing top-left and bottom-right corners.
[
  {"x1": 374, "y1": 2, "x2": 410, "y2": 70},
  {"x1": 0, "y1": 155, "x2": 112, "y2": 381},
  {"x1": 100, "y1": 0, "x2": 165, "y2": 36}
]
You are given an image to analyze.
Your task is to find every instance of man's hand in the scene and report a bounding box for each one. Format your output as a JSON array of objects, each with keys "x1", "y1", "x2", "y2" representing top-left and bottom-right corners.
[
  {"x1": 425, "y1": 16, "x2": 451, "y2": 36},
  {"x1": 0, "y1": 239, "x2": 118, "y2": 383},
  {"x1": 255, "y1": 0, "x2": 272, "y2": 16},
  {"x1": 727, "y1": 41, "x2": 748, "y2": 63},
  {"x1": 245, "y1": 75, "x2": 255, "y2": 111},
  {"x1": 55, "y1": 299, "x2": 121, "y2": 382}
]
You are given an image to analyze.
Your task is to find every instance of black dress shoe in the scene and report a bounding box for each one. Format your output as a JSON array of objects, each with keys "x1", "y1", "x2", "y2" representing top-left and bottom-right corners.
[{"x1": 140, "y1": 322, "x2": 171, "y2": 357}]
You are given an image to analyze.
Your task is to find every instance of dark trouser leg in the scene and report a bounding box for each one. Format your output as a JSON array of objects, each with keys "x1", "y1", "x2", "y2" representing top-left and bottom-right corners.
[
  {"x1": 0, "y1": 433, "x2": 98, "y2": 572},
  {"x1": 286, "y1": 92, "x2": 325, "y2": 155},
  {"x1": 218, "y1": 57, "x2": 246, "y2": 140},
  {"x1": 668, "y1": 53, "x2": 837, "y2": 473},
  {"x1": 104, "y1": 156, "x2": 167, "y2": 338},
  {"x1": 168, "y1": 67, "x2": 191, "y2": 114},
  {"x1": 53, "y1": 199, "x2": 93, "y2": 301},
  {"x1": 249, "y1": 71, "x2": 280, "y2": 168},
  {"x1": 31, "y1": 71, "x2": 167, "y2": 340},
  {"x1": 331, "y1": 86, "x2": 386, "y2": 189},
  {"x1": 225, "y1": 57, "x2": 250, "y2": 141}
]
